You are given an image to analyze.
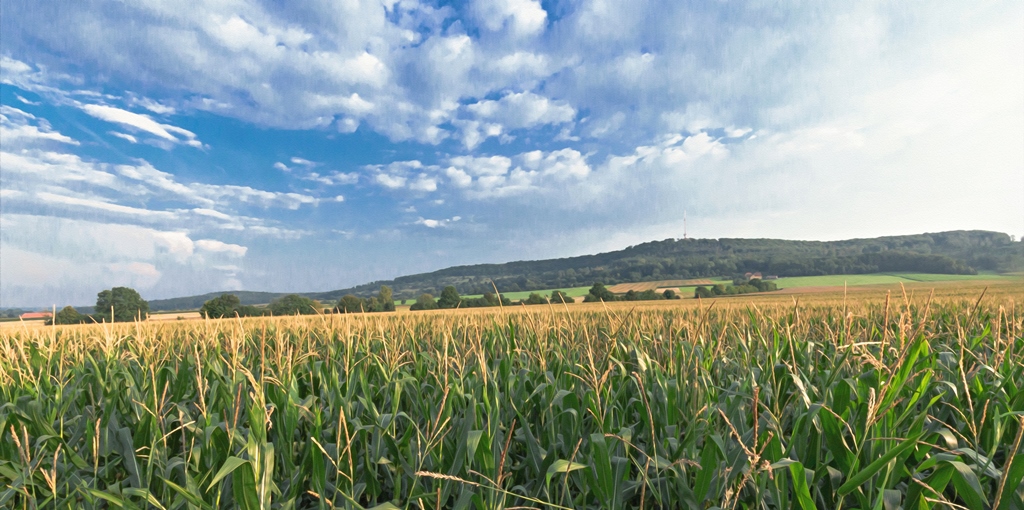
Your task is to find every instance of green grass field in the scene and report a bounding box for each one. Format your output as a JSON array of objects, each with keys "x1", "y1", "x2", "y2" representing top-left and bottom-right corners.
[{"x1": 892, "y1": 272, "x2": 1018, "y2": 282}]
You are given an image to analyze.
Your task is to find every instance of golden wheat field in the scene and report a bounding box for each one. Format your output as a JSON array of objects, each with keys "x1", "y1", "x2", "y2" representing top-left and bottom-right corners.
[{"x1": 1, "y1": 280, "x2": 1022, "y2": 508}]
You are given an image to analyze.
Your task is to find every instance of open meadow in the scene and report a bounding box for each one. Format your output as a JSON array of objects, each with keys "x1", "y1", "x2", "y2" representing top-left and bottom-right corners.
[{"x1": 1, "y1": 281, "x2": 1022, "y2": 509}]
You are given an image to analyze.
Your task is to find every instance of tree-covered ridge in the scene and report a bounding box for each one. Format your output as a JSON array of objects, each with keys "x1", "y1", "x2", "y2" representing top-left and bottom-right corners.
[
  {"x1": 314, "y1": 230, "x2": 1020, "y2": 302},
  {"x1": 144, "y1": 230, "x2": 1022, "y2": 310}
]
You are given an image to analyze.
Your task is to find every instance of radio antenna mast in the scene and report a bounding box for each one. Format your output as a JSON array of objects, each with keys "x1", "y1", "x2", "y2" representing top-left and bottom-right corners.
[{"x1": 683, "y1": 211, "x2": 688, "y2": 240}]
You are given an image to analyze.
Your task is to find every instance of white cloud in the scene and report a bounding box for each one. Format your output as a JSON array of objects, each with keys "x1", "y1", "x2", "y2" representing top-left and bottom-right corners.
[
  {"x1": 470, "y1": 0, "x2": 547, "y2": 37},
  {"x1": 15, "y1": 94, "x2": 40, "y2": 105},
  {"x1": 366, "y1": 160, "x2": 435, "y2": 190},
  {"x1": 448, "y1": 155, "x2": 512, "y2": 176},
  {"x1": 196, "y1": 239, "x2": 248, "y2": 257},
  {"x1": 467, "y1": 92, "x2": 574, "y2": 128},
  {"x1": 80, "y1": 104, "x2": 203, "y2": 148},
  {"x1": 305, "y1": 171, "x2": 359, "y2": 186},
  {"x1": 35, "y1": 192, "x2": 181, "y2": 220},
  {"x1": 116, "y1": 161, "x2": 319, "y2": 209},
  {"x1": 191, "y1": 208, "x2": 233, "y2": 221},
  {"x1": 375, "y1": 173, "x2": 407, "y2": 189},
  {"x1": 408, "y1": 175, "x2": 438, "y2": 192},
  {"x1": 109, "y1": 131, "x2": 138, "y2": 143},
  {"x1": 519, "y1": 148, "x2": 590, "y2": 179},
  {"x1": 415, "y1": 216, "x2": 461, "y2": 228},
  {"x1": 460, "y1": 92, "x2": 574, "y2": 148},
  {"x1": 0, "y1": 105, "x2": 78, "y2": 145},
  {"x1": 439, "y1": 150, "x2": 590, "y2": 198}
]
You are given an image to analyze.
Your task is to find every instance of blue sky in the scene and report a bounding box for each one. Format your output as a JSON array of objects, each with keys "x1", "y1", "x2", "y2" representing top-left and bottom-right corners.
[{"x1": 2, "y1": 1, "x2": 1022, "y2": 308}]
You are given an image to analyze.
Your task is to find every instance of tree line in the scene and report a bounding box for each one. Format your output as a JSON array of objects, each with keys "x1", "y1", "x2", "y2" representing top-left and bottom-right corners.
[
  {"x1": 48, "y1": 287, "x2": 151, "y2": 325},
  {"x1": 693, "y1": 277, "x2": 778, "y2": 298}
]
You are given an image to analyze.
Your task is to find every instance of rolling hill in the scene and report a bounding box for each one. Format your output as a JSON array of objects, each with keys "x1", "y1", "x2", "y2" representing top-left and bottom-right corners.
[{"x1": 142, "y1": 230, "x2": 1023, "y2": 311}]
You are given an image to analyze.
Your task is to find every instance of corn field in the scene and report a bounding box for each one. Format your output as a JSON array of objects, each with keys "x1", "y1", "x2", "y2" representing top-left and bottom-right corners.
[{"x1": 1, "y1": 287, "x2": 1022, "y2": 509}]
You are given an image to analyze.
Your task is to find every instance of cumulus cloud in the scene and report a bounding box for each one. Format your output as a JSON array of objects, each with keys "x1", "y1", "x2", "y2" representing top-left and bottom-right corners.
[
  {"x1": 196, "y1": 239, "x2": 248, "y2": 257},
  {"x1": 456, "y1": 91, "x2": 575, "y2": 148},
  {"x1": 0, "y1": 214, "x2": 254, "y2": 306},
  {"x1": 441, "y1": 149, "x2": 591, "y2": 198},
  {"x1": 375, "y1": 173, "x2": 407, "y2": 189},
  {"x1": 469, "y1": 0, "x2": 547, "y2": 37},
  {"x1": 466, "y1": 92, "x2": 575, "y2": 128},
  {"x1": 415, "y1": 216, "x2": 461, "y2": 228}
]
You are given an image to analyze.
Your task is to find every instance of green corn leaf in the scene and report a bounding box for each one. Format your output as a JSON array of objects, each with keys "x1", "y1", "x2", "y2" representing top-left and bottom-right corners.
[
  {"x1": 788, "y1": 461, "x2": 816, "y2": 510},
  {"x1": 838, "y1": 432, "x2": 922, "y2": 496},
  {"x1": 948, "y1": 460, "x2": 988, "y2": 510},
  {"x1": 208, "y1": 456, "x2": 249, "y2": 490},
  {"x1": 546, "y1": 459, "x2": 588, "y2": 491}
]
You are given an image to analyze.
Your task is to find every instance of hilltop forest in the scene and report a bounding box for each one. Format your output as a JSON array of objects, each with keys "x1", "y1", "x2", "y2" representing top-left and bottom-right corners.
[{"x1": 139, "y1": 230, "x2": 1023, "y2": 311}]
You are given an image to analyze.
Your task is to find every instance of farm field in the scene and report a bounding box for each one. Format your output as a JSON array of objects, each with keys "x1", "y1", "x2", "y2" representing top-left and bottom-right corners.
[
  {"x1": 1, "y1": 280, "x2": 1021, "y2": 508},
  {"x1": 771, "y1": 272, "x2": 1017, "y2": 289},
  {"x1": 606, "y1": 280, "x2": 717, "y2": 293}
]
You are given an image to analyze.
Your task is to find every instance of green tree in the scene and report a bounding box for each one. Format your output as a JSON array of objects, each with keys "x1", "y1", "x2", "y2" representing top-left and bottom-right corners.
[
  {"x1": 95, "y1": 287, "x2": 149, "y2": 322},
  {"x1": 694, "y1": 286, "x2": 712, "y2": 299},
  {"x1": 522, "y1": 293, "x2": 548, "y2": 305},
  {"x1": 550, "y1": 290, "x2": 573, "y2": 305},
  {"x1": 410, "y1": 293, "x2": 438, "y2": 311},
  {"x1": 48, "y1": 306, "x2": 86, "y2": 325},
  {"x1": 200, "y1": 294, "x2": 241, "y2": 319},
  {"x1": 378, "y1": 285, "x2": 395, "y2": 312},
  {"x1": 270, "y1": 294, "x2": 320, "y2": 315},
  {"x1": 437, "y1": 286, "x2": 462, "y2": 309},
  {"x1": 584, "y1": 282, "x2": 615, "y2": 302},
  {"x1": 337, "y1": 294, "x2": 364, "y2": 313}
]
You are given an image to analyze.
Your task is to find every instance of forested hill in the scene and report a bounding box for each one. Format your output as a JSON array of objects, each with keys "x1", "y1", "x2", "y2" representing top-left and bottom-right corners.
[{"x1": 148, "y1": 230, "x2": 1022, "y2": 310}]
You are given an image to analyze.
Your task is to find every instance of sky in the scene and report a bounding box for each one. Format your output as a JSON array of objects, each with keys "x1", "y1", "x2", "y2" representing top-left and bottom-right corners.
[{"x1": 1, "y1": 1, "x2": 1022, "y2": 308}]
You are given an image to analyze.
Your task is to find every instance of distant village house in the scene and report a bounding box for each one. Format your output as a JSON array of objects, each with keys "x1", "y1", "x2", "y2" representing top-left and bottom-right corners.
[{"x1": 19, "y1": 312, "x2": 53, "y2": 320}]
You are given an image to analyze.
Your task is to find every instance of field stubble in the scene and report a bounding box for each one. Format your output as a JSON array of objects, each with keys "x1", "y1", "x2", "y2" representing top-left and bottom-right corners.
[{"x1": 1, "y1": 283, "x2": 1022, "y2": 509}]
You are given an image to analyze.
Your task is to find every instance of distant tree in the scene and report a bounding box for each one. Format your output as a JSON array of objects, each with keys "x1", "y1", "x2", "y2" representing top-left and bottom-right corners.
[
  {"x1": 337, "y1": 294, "x2": 364, "y2": 313},
  {"x1": 270, "y1": 294, "x2": 320, "y2": 315},
  {"x1": 48, "y1": 306, "x2": 87, "y2": 325},
  {"x1": 522, "y1": 293, "x2": 548, "y2": 305},
  {"x1": 378, "y1": 286, "x2": 395, "y2": 312},
  {"x1": 200, "y1": 294, "x2": 241, "y2": 319},
  {"x1": 662, "y1": 289, "x2": 679, "y2": 299},
  {"x1": 550, "y1": 290, "x2": 573, "y2": 305},
  {"x1": 95, "y1": 287, "x2": 149, "y2": 322},
  {"x1": 694, "y1": 286, "x2": 712, "y2": 299},
  {"x1": 410, "y1": 293, "x2": 438, "y2": 311},
  {"x1": 438, "y1": 286, "x2": 462, "y2": 309},
  {"x1": 584, "y1": 283, "x2": 616, "y2": 302}
]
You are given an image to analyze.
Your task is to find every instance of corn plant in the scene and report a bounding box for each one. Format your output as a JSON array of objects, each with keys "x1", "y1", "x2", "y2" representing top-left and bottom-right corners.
[{"x1": 0, "y1": 285, "x2": 1021, "y2": 508}]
